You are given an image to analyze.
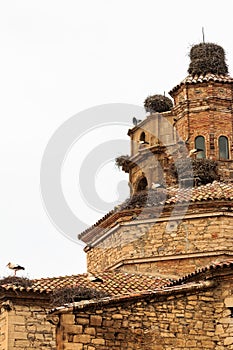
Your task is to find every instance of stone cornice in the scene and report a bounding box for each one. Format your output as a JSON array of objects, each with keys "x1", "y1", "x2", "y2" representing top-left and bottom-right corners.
[
  {"x1": 106, "y1": 250, "x2": 233, "y2": 272},
  {"x1": 85, "y1": 209, "x2": 233, "y2": 248}
]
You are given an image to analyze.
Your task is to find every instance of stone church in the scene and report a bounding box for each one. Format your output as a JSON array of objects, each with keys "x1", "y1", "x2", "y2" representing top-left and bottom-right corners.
[{"x1": 1, "y1": 42, "x2": 233, "y2": 349}]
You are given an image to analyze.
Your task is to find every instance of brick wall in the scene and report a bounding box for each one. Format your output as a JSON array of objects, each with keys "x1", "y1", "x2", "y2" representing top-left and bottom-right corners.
[
  {"x1": 54, "y1": 277, "x2": 233, "y2": 349},
  {"x1": 86, "y1": 211, "x2": 233, "y2": 276},
  {"x1": 0, "y1": 300, "x2": 56, "y2": 350},
  {"x1": 171, "y1": 82, "x2": 233, "y2": 162}
]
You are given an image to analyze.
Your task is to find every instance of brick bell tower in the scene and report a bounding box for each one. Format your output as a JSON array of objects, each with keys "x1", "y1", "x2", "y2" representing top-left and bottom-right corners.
[
  {"x1": 80, "y1": 43, "x2": 233, "y2": 278},
  {"x1": 169, "y1": 43, "x2": 233, "y2": 180},
  {"x1": 122, "y1": 43, "x2": 233, "y2": 193},
  {"x1": 125, "y1": 42, "x2": 233, "y2": 192}
]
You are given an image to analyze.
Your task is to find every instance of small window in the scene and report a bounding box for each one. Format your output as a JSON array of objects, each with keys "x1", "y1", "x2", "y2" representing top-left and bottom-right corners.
[
  {"x1": 195, "y1": 136, "x2": 206, "y2": 158},
  {"x1": 140, "y1": 132, "x2": 146, "y2": 142},
  {"x1": 219, "y1": 136, "x2": 229, "y2": 159},
  {"x1": 136, "y1": 176, "x2": 148, "y2": 192}
]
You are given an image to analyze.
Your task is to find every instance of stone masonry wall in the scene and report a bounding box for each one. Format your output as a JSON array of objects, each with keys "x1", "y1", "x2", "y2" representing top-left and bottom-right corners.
[
  {"x1": 0, "y1": 308, "x2": 8, "y2": 350},
  {"x1": 0, "y1": 301, "x2": 56, "y2": 350},
  {"x1": 113, "y1": 254, "x2": 231, "y2": 278},
  {"x1": 87, "y1": 213, "x2": 233, "y2": 277},
  {"x1": 55, "y1": 277, "x2": 233, "y2": 350}
]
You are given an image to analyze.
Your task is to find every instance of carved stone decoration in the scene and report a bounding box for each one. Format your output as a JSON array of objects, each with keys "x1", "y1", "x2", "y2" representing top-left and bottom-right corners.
[
  {"x1": 47, "y1": 315, "x2": 60, "y2": 325},
  {"x1": 1, "y1": 300, "x2": 13, "y2": 311}
]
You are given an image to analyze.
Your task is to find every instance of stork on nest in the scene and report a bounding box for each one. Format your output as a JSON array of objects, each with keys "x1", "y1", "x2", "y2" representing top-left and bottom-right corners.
[{"x1": 7, "y1": 262, "x2": 25, "y2": 276}]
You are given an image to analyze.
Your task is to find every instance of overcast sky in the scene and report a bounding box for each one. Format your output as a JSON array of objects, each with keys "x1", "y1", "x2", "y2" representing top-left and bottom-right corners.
[{"x1": 1, "y1": 0, "x2": 233, "y2": 278}]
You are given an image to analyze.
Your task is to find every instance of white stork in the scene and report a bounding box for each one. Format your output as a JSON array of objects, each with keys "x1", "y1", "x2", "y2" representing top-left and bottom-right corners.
[
  {"x1": 188, "y1": 148, "x2": 203, "y2": 158},
  {"x1": 7, "y1": 262, "x2": 25, "y2": 276}
]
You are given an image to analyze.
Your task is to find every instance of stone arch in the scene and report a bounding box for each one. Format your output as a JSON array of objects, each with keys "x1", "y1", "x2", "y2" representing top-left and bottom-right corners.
[
  {"x1": 140, "y1": 132, "x2": 146, "y2": 142},
  {"x1": 135, "y1": 175, "x2": 148, "y2": 192}
]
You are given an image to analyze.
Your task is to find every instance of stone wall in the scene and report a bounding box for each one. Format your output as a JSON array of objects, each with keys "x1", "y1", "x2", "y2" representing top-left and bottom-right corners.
[
  {"x1": 112, "y1": 254, "x2": 231, "y2": 278},
  {"x1": 86, "y1": 211, "x2": 233, "y2": 277},
  {"x1": 127, "y1": 112, "x2": 176, "y2": 191},
  {"x1": 129, "y1": 112, "x2": 175, "y2": 157},
  {"x1": 0, "y1": 300, "x2": 56, "y2": 350},
  {"x1": 0, "y1": 308, "x2": 8, "y2": 350},
  {"x1": 54, "y1": 276, "x2": 233, "y2": 349}
]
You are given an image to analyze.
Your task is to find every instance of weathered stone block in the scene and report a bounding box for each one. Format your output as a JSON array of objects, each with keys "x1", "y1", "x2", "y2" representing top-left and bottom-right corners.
[
  {"x1": 90, "y1": 315, "x2": 102, "y2": 326},
  {"x1": 91, "y1": 338, "x2": 105, "y2": 345},
  {"x1": 73, "y1": 334, "x2": 91, "y2": 344}
]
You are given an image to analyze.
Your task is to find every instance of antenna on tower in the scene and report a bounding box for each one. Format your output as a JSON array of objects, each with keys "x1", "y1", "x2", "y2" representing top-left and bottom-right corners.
[{"x1": 202, "y1": 27, "x2": 205, "y2": 43}]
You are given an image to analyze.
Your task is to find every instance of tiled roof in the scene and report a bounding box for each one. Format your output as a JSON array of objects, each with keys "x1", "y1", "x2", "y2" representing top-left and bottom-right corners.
[
  {"x1": 80, "y1": 181, "x2": 233, "y2": 243},
  {"x1": 49, "y1": 259, "x2": 233, "y2": 313},
  {"x1": 0, "y1": 271, "x2": 170, "y2": 296},
  {"x1": 166, "y1": 181, "x2": 233, "y2": 204},
  {"x1": 170, "y1": 259, "x2": 233, "y2": 286},
  {"x1": 49, "y1": 280, "x2": 214, "y2": 315},
  {"x1": 118, "y1": 181, "x2": 233, "y2": 207},
  {"x1": 169, "y1": 73, "x2": 233, "y2": 95}
]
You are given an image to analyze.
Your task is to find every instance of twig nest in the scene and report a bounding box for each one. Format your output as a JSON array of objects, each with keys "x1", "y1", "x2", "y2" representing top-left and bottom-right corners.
[
  {"x1": 144, "y1": 94, "x2": 173, "y2": 113},
  {"x1": 188, "y1": 43, "x2": 228, "y2": 76}
]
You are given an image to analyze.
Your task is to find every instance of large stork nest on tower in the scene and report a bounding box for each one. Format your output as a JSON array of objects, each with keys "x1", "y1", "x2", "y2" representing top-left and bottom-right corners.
[
  {"x1": 188, "y1": 43, "x2": 228, "y2": 76},
  {"x1": 144, "y1": 94, "x2": 173, "y2": 113}
]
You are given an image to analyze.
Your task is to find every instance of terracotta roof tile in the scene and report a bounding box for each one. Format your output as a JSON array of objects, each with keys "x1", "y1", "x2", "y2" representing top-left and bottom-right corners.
[
  {"x1": 80, "y1": 181, "x2": 233, "y2": 242},
  {"x1": 165, "y1": 181, "x2": 233, "y2": 204},
  {"x1": 0, "y1": 272, "x2": 170, "y2": 296},
  {"x1": 169, "y1": 73, "x2": 233, "y2": 95}
]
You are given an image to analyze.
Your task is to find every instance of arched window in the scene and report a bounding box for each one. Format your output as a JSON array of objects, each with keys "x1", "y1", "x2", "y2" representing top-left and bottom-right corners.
[
  {"x1": 136, "y1": 176, "x2": 148, "y2": 192},
  {"x1": 140, "y1": 132, "x2": 146, "y2": 142},
  {"x1": 195, "y1": 136, "x2": 206, "y2": 158},
  {"x1": 219, "y1": 136, "x2": 229, "y2": 159}
]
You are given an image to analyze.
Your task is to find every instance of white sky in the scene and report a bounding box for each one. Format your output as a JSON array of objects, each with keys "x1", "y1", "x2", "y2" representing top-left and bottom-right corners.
[{"x1": 0, "y1": 0, "x2": 233, "y2": 278}]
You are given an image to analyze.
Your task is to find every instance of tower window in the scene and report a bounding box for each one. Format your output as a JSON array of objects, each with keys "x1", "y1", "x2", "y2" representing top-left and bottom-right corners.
[
  {"x1": 136, "y1": 176, "x2": 148, "y2": 192},
  {"x1": 219, "y1": 136, "x2": 229, "y2": 159},
  {"x1": 140, "y1": 132, "x2": 146, "y2": 142},
  {"x1": 195, "y1": 136, "x2": 206, "y2": 158}
]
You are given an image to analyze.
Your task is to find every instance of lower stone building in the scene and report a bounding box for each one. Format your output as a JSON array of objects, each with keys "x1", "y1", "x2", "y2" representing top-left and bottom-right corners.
[
  {"x1": 0, "y1": 272, "x2": 167, "y2": 350},
  {"x1": 49, "y1": 261, "x2": 233, "y2": 350}
]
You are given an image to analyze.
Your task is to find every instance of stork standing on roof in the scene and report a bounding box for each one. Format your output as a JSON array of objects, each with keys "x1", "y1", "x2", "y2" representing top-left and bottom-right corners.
[{"x1": 7, "y1": 262, "x2": 25, "y2": 276}]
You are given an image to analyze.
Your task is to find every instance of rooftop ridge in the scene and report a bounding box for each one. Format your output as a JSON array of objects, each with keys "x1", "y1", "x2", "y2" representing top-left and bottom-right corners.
[{"x1": 169, "y1": 72, "x2": 233, "y2": 95}]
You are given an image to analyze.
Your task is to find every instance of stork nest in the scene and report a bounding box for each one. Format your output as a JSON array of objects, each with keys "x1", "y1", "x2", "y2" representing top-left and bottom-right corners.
[
  {"x1": 117, "y1": 189, "x2": 167, "y2": 211},
  {"x1": 115, "y1": 155, "x2": 130, "y2": 168},
  {"x1": 170, "y1": 159, "x2": 219, "y2": 185},
  {"x1": 188, "y1": 43, "x2": 228, "y2": 76},
  {"x1": 0, "y1": 276, "x2": 33, "y2": 288},
  {"x1": 115, "y1": 155, "x2": 136, "y2": 172},
  {"x1": 51, "y1": 286, "x2": 108, "y2": 306},
  {"x1": 144, "y1": 94, "x2": 173, "y2": 113}
]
